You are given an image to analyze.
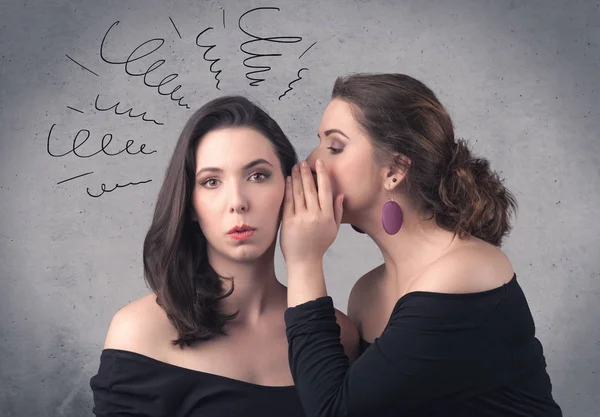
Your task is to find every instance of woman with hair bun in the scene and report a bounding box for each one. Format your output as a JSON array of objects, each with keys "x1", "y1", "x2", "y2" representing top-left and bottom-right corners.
[{"x1": 280, "y1": 73, "x2": 562, "y2": 416}]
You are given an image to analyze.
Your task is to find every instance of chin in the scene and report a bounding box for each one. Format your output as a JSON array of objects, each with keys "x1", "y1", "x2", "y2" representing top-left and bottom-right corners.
[
  {"x1": 228, "y1": 245, "x2": 269, "y2": 263},
  {"x1": 340, "y1": 211, "x2": 355, "y2": 225},
  {"x1": 340, "y1": 200, "x2": 370, "y2": 226}
]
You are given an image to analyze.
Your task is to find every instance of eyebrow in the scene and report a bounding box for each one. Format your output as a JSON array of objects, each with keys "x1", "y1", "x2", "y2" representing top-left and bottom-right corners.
[
  {"x1": 196, "y1": 158, "x2": 274, "y2": 176},
  {"x1": 318, "y1": 129, "x2": 350, "y2": 139}
]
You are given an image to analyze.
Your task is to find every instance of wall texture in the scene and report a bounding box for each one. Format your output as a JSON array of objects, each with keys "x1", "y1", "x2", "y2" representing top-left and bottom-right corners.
[{"x1": 1, "y1": 0, "x2": 598, "y2": 415}]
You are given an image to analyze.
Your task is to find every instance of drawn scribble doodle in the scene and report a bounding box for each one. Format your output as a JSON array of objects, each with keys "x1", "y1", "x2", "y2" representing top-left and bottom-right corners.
[
  {"x1": 100, "y1": 21, "x2": 191, "y2": 109},
  {"x1": 279, "y1": 68, "x2": 309, "y2": 100},
  {"x1": 67, "y1": 106, "x2": 84, "y2": 114},
  {"x1": 238, "y1": 7, "x2": 303, "y2": 86},
  {"x1": 46, "y1": 124, "x2": 156, "y2": 159},
  {"x1": 56, "y1": 8, "x2": 319, "y2": 199},
  {"x1": 94, "y1": 94, "x2": 164, "y2": 125},
  {"x1": 86, "y1": 179, "x2": 152, "y2": 198},
  {"x1": 65, "y1": 54, "x2": 100, "y2": 77},
  {"x1": 48, "y1": 122, "x2": 155, "y2": 197},
  {"x1": 169, "y1": 17, "x2": 182, "y2": 39},
  {"x1": 56, "y1": 171, "x2": 94, "y2": 185},
  {"x1": 298, "y1": 41, "x2": 317, "y2": 60},
  {"x1": 196, "y1": 28, "x2": 224, "y2": 90}
]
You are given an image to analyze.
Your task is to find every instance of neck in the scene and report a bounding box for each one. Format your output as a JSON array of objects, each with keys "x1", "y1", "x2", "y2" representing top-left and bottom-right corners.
[
  {"x1": 206, "y1": 243, "x2": 286, "y2": 326},
  {"x1": 351, "y1": 197, "x2": 458, "y2": 292}
]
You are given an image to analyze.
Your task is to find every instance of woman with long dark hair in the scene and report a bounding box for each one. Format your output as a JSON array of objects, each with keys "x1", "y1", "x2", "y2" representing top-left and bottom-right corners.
[{"x1": 90, "y1": 96, "x2": 357, "y2": 417}]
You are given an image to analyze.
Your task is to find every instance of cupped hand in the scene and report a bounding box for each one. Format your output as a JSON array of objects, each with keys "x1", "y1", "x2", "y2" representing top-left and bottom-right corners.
[{"x1": 280, "y1": 159, "x2": 344, "y2": 266}]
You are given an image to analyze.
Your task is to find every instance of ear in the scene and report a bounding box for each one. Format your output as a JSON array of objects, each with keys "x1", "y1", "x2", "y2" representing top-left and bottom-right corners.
[{"x1": 383, "y1": 153, "x2": 411, "y2": 191}]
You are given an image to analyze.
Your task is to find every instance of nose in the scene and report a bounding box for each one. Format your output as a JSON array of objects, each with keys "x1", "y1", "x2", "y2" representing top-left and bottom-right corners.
[
  {"x1": 306, "y1": 147, "x2": 324, "y2": 185},
  {"x1": 306, "y1": 147, "x2": 321, "y2": 173},
  {"x1": 228, "y1": 183, "x2": 249, "y2": 213}
]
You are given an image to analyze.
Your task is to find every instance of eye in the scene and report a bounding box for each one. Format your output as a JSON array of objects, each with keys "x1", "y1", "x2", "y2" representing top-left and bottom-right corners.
[
  {"x1": 327, "y1": 146, "x2": 342, "y2": 155},
  {"x1": 201, "y1": 178, "x2": 220, "y2": 188},
  {"x1": 249, "y1": 172, "x2": 270, "y2": 182}
]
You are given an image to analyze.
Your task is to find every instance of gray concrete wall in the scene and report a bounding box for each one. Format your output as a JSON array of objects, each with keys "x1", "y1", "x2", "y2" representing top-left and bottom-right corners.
[{"x1": 1, "y1": 0, "x2": 598, "y2": 415}]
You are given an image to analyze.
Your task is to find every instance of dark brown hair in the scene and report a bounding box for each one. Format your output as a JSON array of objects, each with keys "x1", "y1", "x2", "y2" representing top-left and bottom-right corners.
[
  {"x1": 333, "y1": 73, "x2": 517, "y2": 246},
  {"x1": 143, "y1": 96, "x2": 297, "y2": 347}
]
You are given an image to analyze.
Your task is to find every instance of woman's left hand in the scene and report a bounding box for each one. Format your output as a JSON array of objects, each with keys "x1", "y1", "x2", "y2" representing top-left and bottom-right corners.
[{"x1": 280, "y1": 159, "x2": 344, "y2": 267}]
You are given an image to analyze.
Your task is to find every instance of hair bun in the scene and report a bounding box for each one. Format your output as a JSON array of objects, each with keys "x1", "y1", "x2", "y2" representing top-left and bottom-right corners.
[{"x1": 437, "y1": 139, "x2": 517, "y2": 246}]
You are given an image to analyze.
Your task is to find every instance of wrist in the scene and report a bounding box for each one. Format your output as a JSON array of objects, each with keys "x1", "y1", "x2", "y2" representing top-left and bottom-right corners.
[
  {"x1": 286, "y1": 262, "x2": 328, "y2": 307},
  {"x1": 286, "y1": 257, "x2": 323, "y2": 273}
]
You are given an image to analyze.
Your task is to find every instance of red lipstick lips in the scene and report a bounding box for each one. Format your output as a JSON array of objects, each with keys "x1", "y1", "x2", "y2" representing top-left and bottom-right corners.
[{"x1": 227, "y1": 224, "x2": 256, "y2": 241}]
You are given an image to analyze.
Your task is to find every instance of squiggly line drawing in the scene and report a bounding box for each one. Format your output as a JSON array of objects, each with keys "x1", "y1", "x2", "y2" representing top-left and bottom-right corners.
[
  {"x1": 46, "y1": 123, "x2": 156, "y2": 158},
  {"x1": 196, "y1": 27, "x2": 223, "y2": 90},
  {"x1": 238, "y1": 7, "x2": 302, "y2": 86},
  {"x1": 87, "y1": 179, "x2": 152, "y2": 198},
  {"x1": 100, "y1": 21, "x2": 190, "y2": 109},
  {"x1": 94, "y1": 94, "x2": 164, "y2": 125},
  {"x1": 279, "y1": 68, "x2": 308, "y2": 100}
]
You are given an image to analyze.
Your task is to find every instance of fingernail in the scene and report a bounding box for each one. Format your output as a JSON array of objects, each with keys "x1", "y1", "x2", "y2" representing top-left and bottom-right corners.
[
  {"x1": 316, "y1": 159, "x2": 323, "y2": 167},
  {"x1": 300, "y1": 160, "x2": 308, "y2": 168},
  {"x1": 294, "y1": 165, "x2": 300, "y2": 172}
]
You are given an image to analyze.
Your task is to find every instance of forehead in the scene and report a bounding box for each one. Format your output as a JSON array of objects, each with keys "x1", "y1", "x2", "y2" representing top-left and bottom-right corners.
[
  {"x1": 195, "y1": 127, "x2": 278, "y2": 167},
  {"x1": 319, "y1": 99, "x2": 361, "y2": 133}
]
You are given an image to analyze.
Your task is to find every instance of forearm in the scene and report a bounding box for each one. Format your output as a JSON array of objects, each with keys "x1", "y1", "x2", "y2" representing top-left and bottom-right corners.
[
  {"x1": 286, "y1": 259, "x2": 328, "y2": 307},
  {"x1": 285, "y1": 296, "x2": 350, "y2": 417}
]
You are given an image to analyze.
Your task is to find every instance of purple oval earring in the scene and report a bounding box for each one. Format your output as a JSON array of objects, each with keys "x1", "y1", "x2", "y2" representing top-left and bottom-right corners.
[{"x1": 382, "y1": 180, "x2": 403, "y2": 235}]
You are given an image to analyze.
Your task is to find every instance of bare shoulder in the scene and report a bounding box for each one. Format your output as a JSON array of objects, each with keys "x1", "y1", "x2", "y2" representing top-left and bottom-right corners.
[
  {"x1": 334, "y1": 309, "x2": 360, "y2": 361},
  {"x1": 347, "y1": 263, "x2": 385, "y2": 324},
  {"x1": 103, "y1": 293, "x2": 175, "y2": 358},
  {"x1": 410, "y1": 238, "x2": 515, "y2": 295}
]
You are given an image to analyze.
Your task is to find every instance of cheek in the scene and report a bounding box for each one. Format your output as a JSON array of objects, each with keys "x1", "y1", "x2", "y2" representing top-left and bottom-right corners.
[
  {"x1": 254, "y1": 185, "x2": 284, "y2": 221},
  {"x1": 328, "y1": 152, "x2": 376, "y2": 202},
  {"x1": 327, "y1": 155, "x2": 362, "y2": 193},
  {"x1": 192, "y1": 191, "x2": 219, "y2": 232}
]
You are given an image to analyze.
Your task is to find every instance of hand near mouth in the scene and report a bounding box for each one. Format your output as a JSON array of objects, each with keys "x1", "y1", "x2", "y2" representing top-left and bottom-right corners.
[{"x1": 280, "y1": 159, "x2": 343, "y2": 265}]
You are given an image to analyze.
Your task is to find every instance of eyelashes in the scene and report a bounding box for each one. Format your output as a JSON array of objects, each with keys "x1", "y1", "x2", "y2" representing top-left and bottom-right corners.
[
  {"x1": 200, "y1": 171, "x2": 271, "y2": 189},
  {"x1": 327, "y1": 146, "x2": 342, "y2": 155},
  {"x1": 249, "y1": 172, "x2": 270, "y2": 182},
  {"x1": 202, "y1": 178, "x2": 220, "y2": 188}
]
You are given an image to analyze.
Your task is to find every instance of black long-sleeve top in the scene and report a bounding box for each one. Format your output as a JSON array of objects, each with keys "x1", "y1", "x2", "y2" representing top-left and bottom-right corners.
[{"x1": 285, "y1": 274, "x2": 562, "y2": 416}]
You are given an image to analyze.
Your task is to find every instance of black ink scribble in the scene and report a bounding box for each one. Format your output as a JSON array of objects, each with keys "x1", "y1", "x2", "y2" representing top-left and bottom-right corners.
[
  {"x1": 65, "y1": 54, "x2": 100, "y2": 77},
  {"x1": 67, "y1": 106, "x2": 84, "y2": 114},
  {"x1": 196, "y1": 28, "x2": 223, "y2": 90},
  {"x1": 94, "y1": 94, "x2": 164, "y2": 125},
  {"x1": 100, "y1": 21, "x2": 190, "y2": 109},
  {"x1": 222, "y1": 8, "x2": 226, "y2": 28},
  {"x1": 169, "y1": 17, "x2": 182, "y2": 39},
  {"x1": 46, "y1": 123, "x2": 156, "y2": 159},
  {"x1": 279, "y1": 68, "x2": 308, "y2": 100},
  {"x1": 56, "y1": 171, "x2": 94, "y2": 185},
  {"x1": 298, "y1": 41, "x2": 317, "y2": 59},
  {"x1": 238, "y1": 7, "x2": 303, "y2": 86},
  {"x1": 87, "y1": 179, "x2": 152, "y2": 198}
]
